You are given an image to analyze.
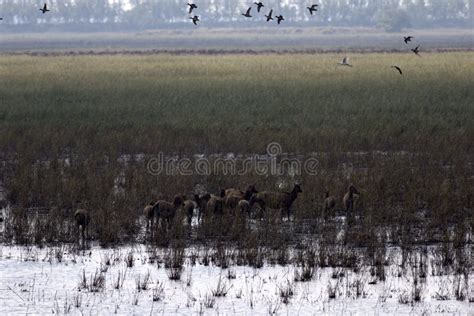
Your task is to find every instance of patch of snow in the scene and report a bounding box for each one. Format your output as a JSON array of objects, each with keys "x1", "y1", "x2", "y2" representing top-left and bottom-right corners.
[{"x1": 0, "y1": 245, "x2": 472, "y2": 315}]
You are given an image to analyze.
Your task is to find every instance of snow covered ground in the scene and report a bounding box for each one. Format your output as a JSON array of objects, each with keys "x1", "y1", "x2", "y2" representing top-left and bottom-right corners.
[{"x1": 0, "y1": 245, "x2": 472, "y2": 315}]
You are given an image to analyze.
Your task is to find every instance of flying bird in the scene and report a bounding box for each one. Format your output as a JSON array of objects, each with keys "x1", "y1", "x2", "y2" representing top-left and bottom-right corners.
[
  {"x1": 411, "y1": 46, "x2": 421, "y2": 56},
  {"x1": 391, "y1": 65, "x2": 403, "y2": 75},
  {"x1": 404, "y1": 36, "x2": 414, "y2": 44},
  {"x1": 254, "y1": 2, "x2": 264, "y2": 13},
  {"x1": 187, "y1": 3, "x2": 197, "y2": 14},
  {"x1": 242, "y1": 7, "x2": 252, "y2": 18},
  {"x1": 190, "y1": 15, "x2": 200, "y2": 25},
  {"x1": 39, "y1": 3, "x2": 50, "y2": 14},
  {"x1": 276, "y1": 14, "x2": 284, "y2": 24},
  {"x1": 338, "y1": 57, "x2": 353, "y2": 67},
  {"x1": 307, "y1": 4, "x2": 319, "y2": 15},
  {"x1": 265, "y1": 9, "x2": 273, "y2": 22}
]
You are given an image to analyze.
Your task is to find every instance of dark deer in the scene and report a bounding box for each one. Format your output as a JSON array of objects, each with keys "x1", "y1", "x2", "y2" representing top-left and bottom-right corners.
[
  {"x1": 74, "y1": 202, "x2": 90, "y2": 249},
  {"x1": 184, "y1": 194, "x2": 205, "y2": 226},
  {"x1": 343, "y1": 184, "x2": 360, "y2": 215}
]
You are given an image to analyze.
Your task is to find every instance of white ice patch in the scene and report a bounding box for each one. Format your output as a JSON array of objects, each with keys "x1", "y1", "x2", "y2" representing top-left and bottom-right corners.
[{"x1": 0, "y1": 245, "x2": 472, "y2": 315}]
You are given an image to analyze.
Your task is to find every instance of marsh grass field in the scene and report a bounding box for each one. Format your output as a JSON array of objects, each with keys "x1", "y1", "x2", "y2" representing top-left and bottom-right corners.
[
  {"x1": 0, "y1": 50, "x2": 473, "y2": 237},
  {"x1": 0, "y1": 49, "x2": 473, "y2": 313},
  {"x1": 1, "y1": 52, "x2": 473, "y2": 153}
]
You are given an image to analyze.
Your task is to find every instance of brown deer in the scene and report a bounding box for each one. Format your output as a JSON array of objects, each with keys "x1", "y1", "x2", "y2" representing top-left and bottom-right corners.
[
  {"x1": 224, "y1": 185, "x2": 258, "y2": 214},
  {"x1": 323, "y1": 190, "x2": 336, "y2": 219},
  {"x1": 197, "y1": 193, "x2": 212, "y2": 223},
  {"x1": 250, "y1": 184, "x2": 302, "y2": 220},
  {"x1": 153, "y1": 195, "x2": 184, "y2": 229},
  {"x1": 206, "y1": 189, "x2": 226, "y2": 217},
  {"x1": 143, "y1": 200, "x2": 156, "y2": 239}
]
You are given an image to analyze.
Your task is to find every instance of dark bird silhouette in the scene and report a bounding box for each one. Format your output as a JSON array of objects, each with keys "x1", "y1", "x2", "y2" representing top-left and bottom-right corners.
[
  {"x1": 411, "y1": 46, "x2": 421, "y2": 56},
  {"x1": 39, "y1": 3, "x2": 50, "y2": 14},
  {"x1": 242, "y1": 7, "x2": 252, "y2": 18},
  {"x1": 307, "y1": 4, "x2": 319, "y2": 15},
  {"x1": 404, "y1": 36, "x2": 414, "y2": 44},
  {"x1": 265, "y1": 9, "x2": 273, "y2": 22},
  {"x1": 254, "y1": 2, "x2": 264, "y2": 13},
  {"x1": 187, "y1": 3, "x2": 197, "y2": 14},
  {"x1": 391, "y1": 65, "x2": 403, "y2": 75},
  {"x1": 338, "y1": 57, "x2": 353, "y2": 67},
  {"x1": 276, "y1": 14, "x2": 284, "y2": 24},
  {"x1": 0, "y1": 18, "x2": 3, "y2": 21},
  {"x1": 190, "y1": 15, "x2": 200, "y2": 25}
]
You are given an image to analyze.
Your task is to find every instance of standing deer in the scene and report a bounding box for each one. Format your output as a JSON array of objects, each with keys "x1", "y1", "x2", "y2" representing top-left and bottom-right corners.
[
  {"x1": 184, "y1": 194, "x2": 205, "y2": 226},
  {"x1": 153, "y1": 195, "x2": 184, "y2": 229},
  {"x1": 250, "y1": 184, "x2": 302, "y2": 220},
  {"x1": 197, "y1": 193, "x2": 212, "y2": 223},
  {"x1": 206, "y1": 189, "x2": 226, "y2": 217},
  {"x1": 323, "y1": 190, "x2": 336, "y2": 219},
  {"x1": 224, "y1": 185, "x2": 258, "y2": 215},
  {"x1": 74, "y1": 202, "x2": 90, "y2": 249},
  {"x1": 343, "y1": 184, "x2": 360, "y2": 224},
  {"x1": 144, "y1": 200, "x2": 156, "y2": 240}
]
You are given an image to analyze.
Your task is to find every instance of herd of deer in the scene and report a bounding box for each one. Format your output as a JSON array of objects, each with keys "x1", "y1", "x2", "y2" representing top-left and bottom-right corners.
[{"x1": 74, "y1": 183, "x2": 361, "y2": 246}]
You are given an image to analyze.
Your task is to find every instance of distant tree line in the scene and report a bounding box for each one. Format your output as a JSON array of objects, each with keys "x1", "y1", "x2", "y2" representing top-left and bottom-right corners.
[{"x1": 0, "y1": 0, "x2": 472, "y2": 31}]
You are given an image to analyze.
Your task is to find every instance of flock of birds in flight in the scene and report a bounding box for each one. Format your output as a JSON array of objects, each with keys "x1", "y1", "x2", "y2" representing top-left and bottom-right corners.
[
  {"x1": 188, "y1": 2, "x2": 319, "y2": 25},
  {"x1": 1, "y1": 2, "x2": 423, "y2": 75}
]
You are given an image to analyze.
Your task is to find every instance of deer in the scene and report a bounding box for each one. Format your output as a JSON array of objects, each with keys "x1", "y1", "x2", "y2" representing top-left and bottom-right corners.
[
  {"x1": 74, "y1": 201, "x2": 90, "y2": 249},
  {"x1": 250, "y1": 184, "x2": 302, "y2": 220}
]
